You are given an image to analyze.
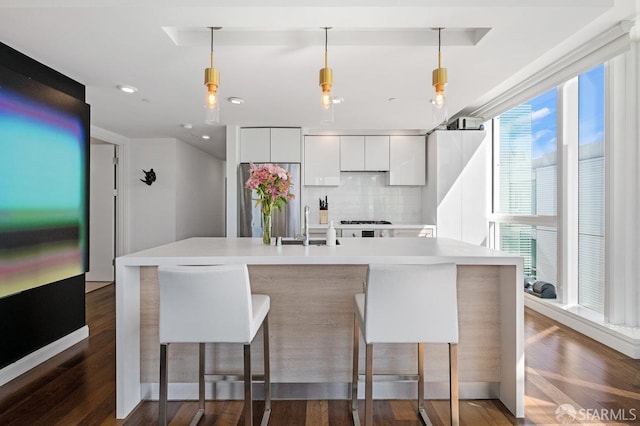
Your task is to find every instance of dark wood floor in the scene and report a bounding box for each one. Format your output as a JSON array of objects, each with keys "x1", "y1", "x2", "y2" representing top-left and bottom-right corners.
[{"x1": 1, "y1": 284, "x2": 639, "y2": 425}]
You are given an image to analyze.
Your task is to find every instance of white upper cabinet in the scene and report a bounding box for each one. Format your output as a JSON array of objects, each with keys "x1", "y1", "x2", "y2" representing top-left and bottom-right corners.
[
  {"x1": 304, "y1": 135, "x2": 340, "y2": 186},
  {"x1": 340, "y1": 136, "x2": 365, "y2": 171},
  {"x1": 270, "y1": 128, "x2": 301, "y2": 163},
  {"x1": 240, "y1": 127, "x2": 301, "y2": 163},
  {"x1": 364, "y1": 136, "x2": 390, "y2": 171},
  {"x1": 240, "y1": 128, "x2": 270, "y2": 163},
  {"x1": 387, "y1": 135, "x2": 425, "y2": 185},
  {"x1": 340, "y1": 135, "x2": 389, "y2": 171}
]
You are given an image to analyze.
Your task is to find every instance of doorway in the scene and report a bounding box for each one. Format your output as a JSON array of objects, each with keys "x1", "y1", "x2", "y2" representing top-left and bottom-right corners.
[{"x1": 86, "y1": 140, "x2": 116, "y2": 291}]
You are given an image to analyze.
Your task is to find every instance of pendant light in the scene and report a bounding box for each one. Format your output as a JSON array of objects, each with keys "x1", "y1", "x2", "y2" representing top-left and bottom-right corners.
[
  {"x1": 432, "y1": 28, "x2": 448, "y2": 109},
  {"x1": 204, "y1": 27, "x2": 221, "y2": 124},
  {"x1": 319, "y1": 27, "x2": 333, "y2": 110}
]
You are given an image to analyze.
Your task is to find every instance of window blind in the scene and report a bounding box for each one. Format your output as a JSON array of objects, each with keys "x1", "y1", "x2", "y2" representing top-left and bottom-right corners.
[
  {"x1": 578, "y1": 156, "x2": 605, "y2": 313},
  {"x1": 536, "y1": 226, "x2": 558, "y2": 284}
]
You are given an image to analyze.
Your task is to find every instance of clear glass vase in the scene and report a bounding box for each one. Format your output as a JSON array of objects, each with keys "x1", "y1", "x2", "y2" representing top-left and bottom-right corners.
[{"x1": 262, "y1": 210, "x2": 272, "y2": 245}]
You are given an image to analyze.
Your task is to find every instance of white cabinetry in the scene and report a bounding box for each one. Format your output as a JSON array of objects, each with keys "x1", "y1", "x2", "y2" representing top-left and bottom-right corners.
[
  {"x1": 340, "y1": 136, "x2": 365, "y2": 170},
  {"x1": 365, "y1": 136, "x2": 390, "y2": 171},
  {"x1": 422, "y1": 130, "x2": 488, "y2": 245},
  {"x1": 240, "y1": 127, "x2": 301, "y2": 163},
  {"x1": 387, "y1": 135, "x2": 425, "y2": 185},
  {"x1": 271, "y1": 128, "x2": 301, "y2": 162},
  {"x1": 304, "y1": 135, "x2": 340, "y2": 186},
  {"x1": 340, "y1": 135, "x2": 389, "y2": 171},
  {"x1": 240, "y1": 128, "x2": 270, "y2": 162}
]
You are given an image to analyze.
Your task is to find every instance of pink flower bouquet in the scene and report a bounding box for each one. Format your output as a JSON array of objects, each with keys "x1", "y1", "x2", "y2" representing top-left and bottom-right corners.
[{"x1": 244, "y1": 162, "x2": 295, "y2": 216}]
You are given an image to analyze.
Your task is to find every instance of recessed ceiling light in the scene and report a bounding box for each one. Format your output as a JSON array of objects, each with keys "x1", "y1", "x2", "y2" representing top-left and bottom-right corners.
[
  {"x1": 333, "y1": 97, "x2": 344, "y2": 104},
  {"x1": 181, "y1": 123, "x2": 193, "y2": 129},
  {"x1": 117, "y1": 85, "x2": 138, "y2": 94},
  {"x1": 202, "y1": 135, "x2": 210, "y2": 140},
  {"x1": 227, "y1": 96, "x2": 245, "y2": 105}
]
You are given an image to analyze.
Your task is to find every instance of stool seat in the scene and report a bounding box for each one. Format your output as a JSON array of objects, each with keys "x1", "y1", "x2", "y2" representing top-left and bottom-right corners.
[
  {"x1": 352, "y1": 263, "x2": 459, "y2": 426},
  {"x1": 158, "y1": 264, "x2": 271, "y2": 426}
]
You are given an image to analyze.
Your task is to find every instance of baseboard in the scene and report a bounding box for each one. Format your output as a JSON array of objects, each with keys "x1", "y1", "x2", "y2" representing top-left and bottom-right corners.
[
  {"x1": 0, "y1": 326, "x2": 89, "y2": 387},
  {"x1": 141, "y1": 381, "x2": 499, "y2": 401},
  {"x1": 525, "y1": 294, "x2": 640, "y2": 359}
]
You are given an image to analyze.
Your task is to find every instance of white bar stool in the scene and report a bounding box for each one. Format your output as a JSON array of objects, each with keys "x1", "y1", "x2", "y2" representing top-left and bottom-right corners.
[
  {"x1": 158, "y1": 264, "x2": 271, "y2": 426},
  {"x1": 351, "y1": 263, "x2": 459, "y2": 426}
]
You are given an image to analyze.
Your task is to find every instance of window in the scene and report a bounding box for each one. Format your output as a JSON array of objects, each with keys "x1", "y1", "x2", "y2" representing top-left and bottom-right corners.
[
  {"x1": 578, "y1": 64, "x2": 605, "y2": 313},
  {"x1": 494, "y1": 89, "x2": 557, "y2": 280},
  {"x1": 491, "y1": 63, "x2": 606, "y2": 312}
]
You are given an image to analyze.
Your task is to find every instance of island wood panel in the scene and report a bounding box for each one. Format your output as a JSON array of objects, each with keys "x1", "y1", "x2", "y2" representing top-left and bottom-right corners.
[{"x1": 140, "y1": 264, "x2": 501, "y2": 386}]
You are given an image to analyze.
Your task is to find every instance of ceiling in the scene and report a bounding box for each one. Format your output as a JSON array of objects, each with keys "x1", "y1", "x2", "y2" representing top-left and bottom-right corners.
[{"x1": 0, "y1": 1, "x2": 636, "y2": 160}]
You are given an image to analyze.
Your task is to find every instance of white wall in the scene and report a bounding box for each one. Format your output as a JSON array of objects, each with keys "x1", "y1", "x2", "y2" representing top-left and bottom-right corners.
[
  {"x1": 128, "y1": 138, "x2": 226, "y2": 252},
  {"x1": 175, "y1": 141, "x2": 225, "y2": 239},
  {"x1": 128, "y1": 139, "x2": 178, "y2": 253}
]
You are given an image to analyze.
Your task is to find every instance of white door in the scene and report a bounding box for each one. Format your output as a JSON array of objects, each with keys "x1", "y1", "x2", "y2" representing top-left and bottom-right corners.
[{"x1": 87, "y1": 143, "x2": 115, "y2": 282}]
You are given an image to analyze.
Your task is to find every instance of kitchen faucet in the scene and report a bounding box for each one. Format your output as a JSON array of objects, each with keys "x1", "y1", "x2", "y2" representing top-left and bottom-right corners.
[{"x1": 303, "y1": 205, "x2": 310, "y2": 246}]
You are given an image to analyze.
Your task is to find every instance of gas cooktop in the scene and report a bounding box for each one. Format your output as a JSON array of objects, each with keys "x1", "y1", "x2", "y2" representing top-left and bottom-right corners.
[{"x1": 340, "y1": 220, "x2": 392, "y2": 225}]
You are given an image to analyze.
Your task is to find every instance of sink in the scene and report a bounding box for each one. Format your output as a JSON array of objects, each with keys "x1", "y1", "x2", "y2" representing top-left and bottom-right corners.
[{"x1": 280, "y1": 239, "x2": 340, "y2": 246}]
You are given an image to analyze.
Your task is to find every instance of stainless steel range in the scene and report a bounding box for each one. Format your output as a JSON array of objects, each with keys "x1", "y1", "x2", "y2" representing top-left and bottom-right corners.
[
  {"x1": 339, "y1": 220, "x2": 392, "y2": 238},
  {"x1": 340, "y1": 220, "x2": 392, "y2": 225}
]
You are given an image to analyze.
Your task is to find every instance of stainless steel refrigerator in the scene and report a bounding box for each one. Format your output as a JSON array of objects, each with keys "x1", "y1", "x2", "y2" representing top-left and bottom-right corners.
[{"x1": 238, "y1": 163, "x2": 301, "y2": 238}]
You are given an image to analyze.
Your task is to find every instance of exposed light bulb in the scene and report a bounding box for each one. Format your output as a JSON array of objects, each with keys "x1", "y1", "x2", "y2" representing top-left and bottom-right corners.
[
  {"x1": 207, "y1": 88, "x2": 218, "y2": 109},
  {"x1": 321, "y1": 90, "x2": 332, "y2": 110},
  {"x1": 434, "y1": 90, "x2": 446, "y2": 109}
]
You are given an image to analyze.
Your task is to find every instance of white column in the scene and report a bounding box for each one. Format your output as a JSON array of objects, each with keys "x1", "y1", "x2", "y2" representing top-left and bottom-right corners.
[
  {"x1": 606, "y1": 29, "x2": 639, "y2": 327},
  {"x1": 558, "y1": 79, "x2": 579, "y2": 305},
  {"x1": 226, "y1": 125, "x2": 240, "y2": 237}
]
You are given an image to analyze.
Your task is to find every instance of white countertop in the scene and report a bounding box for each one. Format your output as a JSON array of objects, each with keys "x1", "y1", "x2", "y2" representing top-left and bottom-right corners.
[{"x1": 117, "y1": 237, "x2": 520, "y2": 267}]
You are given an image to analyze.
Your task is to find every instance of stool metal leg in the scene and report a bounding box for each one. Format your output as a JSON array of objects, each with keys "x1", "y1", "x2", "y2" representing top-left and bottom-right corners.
[
  {"x1": 449, "y1": 343, "x2": 459, "y2": 426},
  {"x1": 244, "y1": 344, "x2": 253, "y2": 426},
  {"x1": 261, "y1": 315, "x2": 272, "y2": 426},
  {"x1": 364, "y1": 343, "x2": 373, "y2": 426},
  {"x1": 159, "y1": 343, "x2": 168, "y2": 426},
  {"x1": 417, "y1": 343, "x2": 434, "y2": 426},
  {"x1": 351, "y1": 314, "x2": 360, "y2": 426},
  {"x1": 187, "y1": 342, "x2": 205, "y2": 426}
]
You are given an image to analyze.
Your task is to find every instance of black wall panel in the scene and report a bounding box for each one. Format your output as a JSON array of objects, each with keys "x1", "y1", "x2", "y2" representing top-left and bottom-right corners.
[
  {"x1": 0, "y1": 40, "x2": 87, "y2": 370},
  {"x1": 0, "y1": 276, "x2": 86, "y2": 368},
  {"x1": 0, "y1": 41, "x2": 84, "y2": 100}
]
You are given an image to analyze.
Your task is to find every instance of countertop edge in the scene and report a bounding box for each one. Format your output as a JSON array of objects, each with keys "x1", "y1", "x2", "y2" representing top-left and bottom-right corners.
[{"x1": 116, "y1": 237, "x2": 522, "y2": 268}]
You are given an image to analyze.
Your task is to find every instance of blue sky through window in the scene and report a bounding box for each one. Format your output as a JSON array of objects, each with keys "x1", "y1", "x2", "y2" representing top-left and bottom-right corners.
[
  {"x1": 528, "y1": 64, "x2": 604, "y2": 158},
  {"x1": 529, "y1": 89, "x2": 557, "y2": 159},
  {"x1": 578, "y1": 64, "x2": 605, "y2": 145}
]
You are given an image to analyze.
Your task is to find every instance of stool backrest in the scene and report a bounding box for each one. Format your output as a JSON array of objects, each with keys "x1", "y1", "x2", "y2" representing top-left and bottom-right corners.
[
  {"x1": 158, "y1": 264, "x2": 253, "y2": 343},
  {"x1": 365, "y1": 263, "x2": 458, "y2": 343}
]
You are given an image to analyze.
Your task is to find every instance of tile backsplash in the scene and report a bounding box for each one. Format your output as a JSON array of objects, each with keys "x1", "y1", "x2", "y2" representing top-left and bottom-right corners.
[{"x1": 303, "y1": 172, "x2": 422, "y2": 225}]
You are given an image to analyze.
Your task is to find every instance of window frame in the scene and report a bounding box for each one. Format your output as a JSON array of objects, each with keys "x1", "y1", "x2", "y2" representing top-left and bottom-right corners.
[{"x1": 489, "y1": 69, "x2": 606, "y2": 314}]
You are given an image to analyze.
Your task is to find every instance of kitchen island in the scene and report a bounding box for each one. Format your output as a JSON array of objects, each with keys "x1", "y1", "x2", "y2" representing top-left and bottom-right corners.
[{"x1": 115, "y1": 237, "x2": 524, "y2": 419}]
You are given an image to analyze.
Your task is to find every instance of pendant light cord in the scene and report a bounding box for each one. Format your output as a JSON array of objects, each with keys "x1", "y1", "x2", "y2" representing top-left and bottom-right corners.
[
  {"x1": 210, "y1": 27, "x2": 214, "y2": 68},
  {"x1": 438, "y1": 28, "x2": 442, "y2": 68},
  {"x1": 324, "y1": 27, "x2": 328, "y2": 68}
]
